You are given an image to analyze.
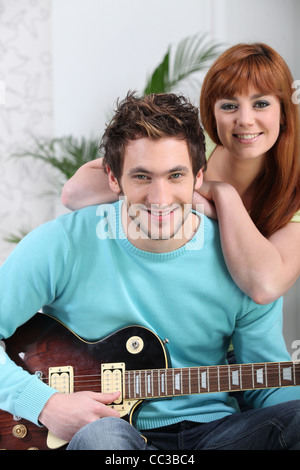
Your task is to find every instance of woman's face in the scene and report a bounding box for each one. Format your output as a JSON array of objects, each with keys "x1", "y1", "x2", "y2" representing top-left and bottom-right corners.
[{"x1": 213, "y1": 85, "x2": 281, "y2": 161}]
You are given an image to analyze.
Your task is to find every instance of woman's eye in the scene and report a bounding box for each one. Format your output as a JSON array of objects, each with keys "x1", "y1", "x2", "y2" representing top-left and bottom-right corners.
[
  {"x1": 254, "y1": 100, "x2": 270, "y2": 108},
  {"x1": 220, "y1": 103, "x2": 237, "y2": 111}
]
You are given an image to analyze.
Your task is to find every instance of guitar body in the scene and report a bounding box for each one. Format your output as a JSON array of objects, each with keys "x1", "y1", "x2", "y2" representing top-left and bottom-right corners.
[{"x1": 0, "y1": 314, "x2": 168, "y2": 450}]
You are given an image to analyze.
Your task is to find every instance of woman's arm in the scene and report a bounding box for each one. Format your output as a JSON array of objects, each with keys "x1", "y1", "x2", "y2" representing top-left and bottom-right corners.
[
  {"x1": 61, "y1": 158, "x2": 118, "y2": 210},
  {"x1": 196, "y1": 181, "x2": 300, "y2": 304}
]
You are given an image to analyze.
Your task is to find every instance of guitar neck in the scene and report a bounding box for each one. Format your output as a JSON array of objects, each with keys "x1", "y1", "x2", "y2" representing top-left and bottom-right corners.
[{"x1": 125, "y1": 361, "x2": 300, "y2": 400}]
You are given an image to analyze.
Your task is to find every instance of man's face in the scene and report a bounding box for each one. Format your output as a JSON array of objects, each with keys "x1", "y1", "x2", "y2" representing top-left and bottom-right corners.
[{"x1": 108, "y1": 137, "x2": 203, "y2": 252}]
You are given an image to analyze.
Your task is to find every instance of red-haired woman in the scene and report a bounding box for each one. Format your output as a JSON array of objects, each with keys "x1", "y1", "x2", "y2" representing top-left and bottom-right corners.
[{"x1": 61, "y1": 43, "x2": 300, "y2": 305}]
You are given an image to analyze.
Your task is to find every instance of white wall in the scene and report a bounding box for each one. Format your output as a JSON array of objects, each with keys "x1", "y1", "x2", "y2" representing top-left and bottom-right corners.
[
  {"x1": 0, "y1": 0, "x2": 299, "y2": 350},
  {"x1": 51, "y1": 0, "x2": 214, "y2": 138},
  {"x1": 0, "y1": 0, "x2": 54, "y2": 264}
]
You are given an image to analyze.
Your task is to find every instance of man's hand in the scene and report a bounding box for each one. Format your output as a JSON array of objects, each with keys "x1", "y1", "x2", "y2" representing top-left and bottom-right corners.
[{"x1": 39, "y1": 391, "x2": 121, "y2": 442}]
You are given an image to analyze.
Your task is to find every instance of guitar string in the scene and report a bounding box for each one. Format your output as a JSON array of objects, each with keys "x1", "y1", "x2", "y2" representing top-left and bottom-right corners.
[
  {"x1": 39, "y1": 366, "x2": 298, "y2": 393},
  {"x1": 39, "y1": 364, "x2": 297, "y2": 381},
  {"x1": 39, "y1": 370, "x2": 296, "y2": 385}
]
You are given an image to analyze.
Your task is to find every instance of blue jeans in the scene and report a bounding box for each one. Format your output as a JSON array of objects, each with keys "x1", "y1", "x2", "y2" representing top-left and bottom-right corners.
[{"x1": 67, "y1": 400, "x2": 300, "y2": 450}]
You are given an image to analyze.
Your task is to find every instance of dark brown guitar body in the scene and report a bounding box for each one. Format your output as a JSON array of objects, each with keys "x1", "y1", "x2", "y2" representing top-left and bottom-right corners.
[{"x1": 0, "y1": 314, "x2": 167, "y2": 450}]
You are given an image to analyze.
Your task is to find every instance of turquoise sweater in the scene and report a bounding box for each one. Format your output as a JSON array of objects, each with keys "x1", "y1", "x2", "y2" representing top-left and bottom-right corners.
[{"x1": 0, "y1": 201, "x2": 299, "y2": 430}]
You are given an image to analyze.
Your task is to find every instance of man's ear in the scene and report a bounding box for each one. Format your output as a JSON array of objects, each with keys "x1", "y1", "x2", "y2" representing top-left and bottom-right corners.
[
  {"x1": 194, "y1": 169, "x2": 203, "y2": 190},
  {"x1": 107, "y1": 166, "x2": 122, "y2": 194}
]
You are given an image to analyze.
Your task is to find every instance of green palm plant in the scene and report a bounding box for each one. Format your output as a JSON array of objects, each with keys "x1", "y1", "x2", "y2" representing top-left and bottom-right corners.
[
  {"x1": 143, "y1": 33, "x2": 222, "y2": 95},
  {"x1": 12, "y1": 135, "x2": 100, "y2": 187}
]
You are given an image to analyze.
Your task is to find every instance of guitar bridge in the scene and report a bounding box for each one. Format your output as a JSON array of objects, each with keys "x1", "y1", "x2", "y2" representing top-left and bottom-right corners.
[{"x1": 48, "y1": 366, "x2": 74, "y2": 393}]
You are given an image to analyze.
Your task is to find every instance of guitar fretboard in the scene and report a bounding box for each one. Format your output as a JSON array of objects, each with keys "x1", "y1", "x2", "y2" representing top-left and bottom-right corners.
[{"x1": 125, "y1": 361, "x2": 300, "y2": 400}]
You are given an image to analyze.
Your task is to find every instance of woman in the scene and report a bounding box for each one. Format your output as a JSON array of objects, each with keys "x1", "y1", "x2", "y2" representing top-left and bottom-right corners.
[{"x1": 61, "y1": 43, "x2": 300, "y2": 304}]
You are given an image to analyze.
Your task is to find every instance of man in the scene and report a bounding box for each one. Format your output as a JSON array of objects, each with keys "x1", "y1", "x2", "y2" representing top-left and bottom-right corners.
[{"x1": 0, "y1": 93, "x2": 300, "y2": 450}]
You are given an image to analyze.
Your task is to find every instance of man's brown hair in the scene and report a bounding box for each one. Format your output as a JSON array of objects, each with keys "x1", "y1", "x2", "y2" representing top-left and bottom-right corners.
[{"x1": 101, "y1": 92, "x2": 206, "y2": 182}]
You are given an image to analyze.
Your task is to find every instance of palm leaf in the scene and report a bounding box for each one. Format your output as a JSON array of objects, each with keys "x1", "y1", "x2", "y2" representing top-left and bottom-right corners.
[
  {"x1": 12, "y1": 135, "x2": 100, "y2": 180},
  {"x1": 143, "y1": 33, "x2": 223, "y2": 95}
]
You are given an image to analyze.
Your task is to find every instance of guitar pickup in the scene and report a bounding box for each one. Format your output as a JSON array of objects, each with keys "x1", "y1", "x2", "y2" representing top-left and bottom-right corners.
[
  {"x1": 48, "y1": 366, "x2": 74, "y2": 394},
  {"x1": 101, "y1": 363, "x2": 124, "y2": 405}
]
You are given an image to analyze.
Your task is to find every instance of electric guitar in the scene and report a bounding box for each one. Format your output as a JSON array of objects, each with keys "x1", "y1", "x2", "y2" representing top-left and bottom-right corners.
[{"x1": 0, "y1": 313, "x2": 299, "y2": 450}]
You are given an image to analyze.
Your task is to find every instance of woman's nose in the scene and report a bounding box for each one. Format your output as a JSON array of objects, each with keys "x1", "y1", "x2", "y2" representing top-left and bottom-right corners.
[{"x1": 236, "y1": 106, "x2": 255, "y2": 127}]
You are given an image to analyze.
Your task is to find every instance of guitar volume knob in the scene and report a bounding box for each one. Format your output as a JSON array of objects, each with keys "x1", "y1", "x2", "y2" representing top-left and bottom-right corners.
[{"x1": 12, "y1": 424, "x2": 27, "y2": 439}]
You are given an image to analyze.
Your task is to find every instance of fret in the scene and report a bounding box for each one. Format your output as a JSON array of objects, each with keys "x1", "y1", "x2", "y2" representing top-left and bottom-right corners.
[
  {"x1": 172, "y1": 368, "x2": 182, "y2": 395},
  {"x1": 240, "y1": 364, "x2": 253, "y2": 391},
  {"x1": 207, "y1": 366, "x2": 210, "y2": 392},
  {"x1": 190, "y1": 368, "x2": 200, "y2": 394},
  {"x1": 199, "y1": 367, "x2": 207, "y2": 392},
  {"x1": 159, "y1": 370, "x2": 167, "y2": 397},
  {"x1": 253, "y1": 364, "x2": 266, "y2": 388},
  {"x1": 293, "y1": 362, "x2": 300, "y2": 386},
  {"x1": 265, "y1": 362, "x2": 280, "y2": 388},
  {"x1": 229, "y1": 365, "x2": 241, "y2": 391},
  {"x1": 166, "y1": 369, "x2": 173, "y2": 397},
  {"x1": 152, "y1": 369, "x2": 159, "y2": 397},
  {"x1": 141, "y1": 370, "x2": 146, "y2": 398},
  {"x1": 206, "y1": 366, "x2": 218, "y2": 393},
  {"x1": 240, "y1": 365, "x2": 242, "y2": 389},
  {"x1": 157, "y1": 369, "x2": 160, "y2": 397},
  {"x1": 125, "y1": 371, "x2": 130, "y2": 399},
  {"x1": 280, "y1": 362, "x2": 295, "y2": 387},
  {"x1": 182, "y1": 368, "x2": 190, "y2": 395},
  {"x1": 278, "y1": 363, "x2": 281, "y2": 387},
  {"x1": 219, "y1": 365, "x2": 230, "y2": 392},
  {"x1": 161, "y1": 370, "x2": 166, "y2": 396},
  {"x1": 134, "y1": 371, "x2": 140, "y2": 397}
]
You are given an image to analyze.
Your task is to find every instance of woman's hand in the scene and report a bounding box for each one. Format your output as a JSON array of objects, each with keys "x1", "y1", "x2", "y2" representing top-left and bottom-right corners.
[{"x1": 193, "y1": 181, "x2": 228, "y2": 220}]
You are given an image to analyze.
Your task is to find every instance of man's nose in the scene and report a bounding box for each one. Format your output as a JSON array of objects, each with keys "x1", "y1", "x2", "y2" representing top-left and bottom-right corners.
[{"x1": 147, "y1": 179, "x2": 173, "y2": 206}]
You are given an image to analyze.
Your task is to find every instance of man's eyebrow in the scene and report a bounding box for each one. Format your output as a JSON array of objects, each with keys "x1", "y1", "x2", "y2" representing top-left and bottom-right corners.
[
  {"x1": 128, "y1": 165, "x2": 189, "y2": 176},
  {"x1": 128, "y1": 166, "x2": 151, "y2": 176}
]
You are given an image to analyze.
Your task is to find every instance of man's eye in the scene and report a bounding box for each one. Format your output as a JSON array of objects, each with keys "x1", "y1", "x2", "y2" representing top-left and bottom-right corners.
[{"x1": 170, "y1": 173, "x2": 182, "y2": 179}]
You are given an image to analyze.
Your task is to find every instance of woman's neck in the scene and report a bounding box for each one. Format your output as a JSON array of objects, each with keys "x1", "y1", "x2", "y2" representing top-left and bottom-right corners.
[{"x1": 204, "y1": 146, "x2": 265, "y2": 210}]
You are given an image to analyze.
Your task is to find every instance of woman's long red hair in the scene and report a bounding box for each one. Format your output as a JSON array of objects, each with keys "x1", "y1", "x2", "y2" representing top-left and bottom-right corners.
[{"x1": 200, "y1": 43, "x2": 300, "y2": 237}]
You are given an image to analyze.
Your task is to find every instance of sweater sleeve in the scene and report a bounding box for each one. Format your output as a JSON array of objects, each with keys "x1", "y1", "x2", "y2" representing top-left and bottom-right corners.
[
  {"x1": 232, "y1": 297, "x2": 300, "y2": 408},
  {"x1": 0, "y1": 220, "x2": 69, "y2": 424}
]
